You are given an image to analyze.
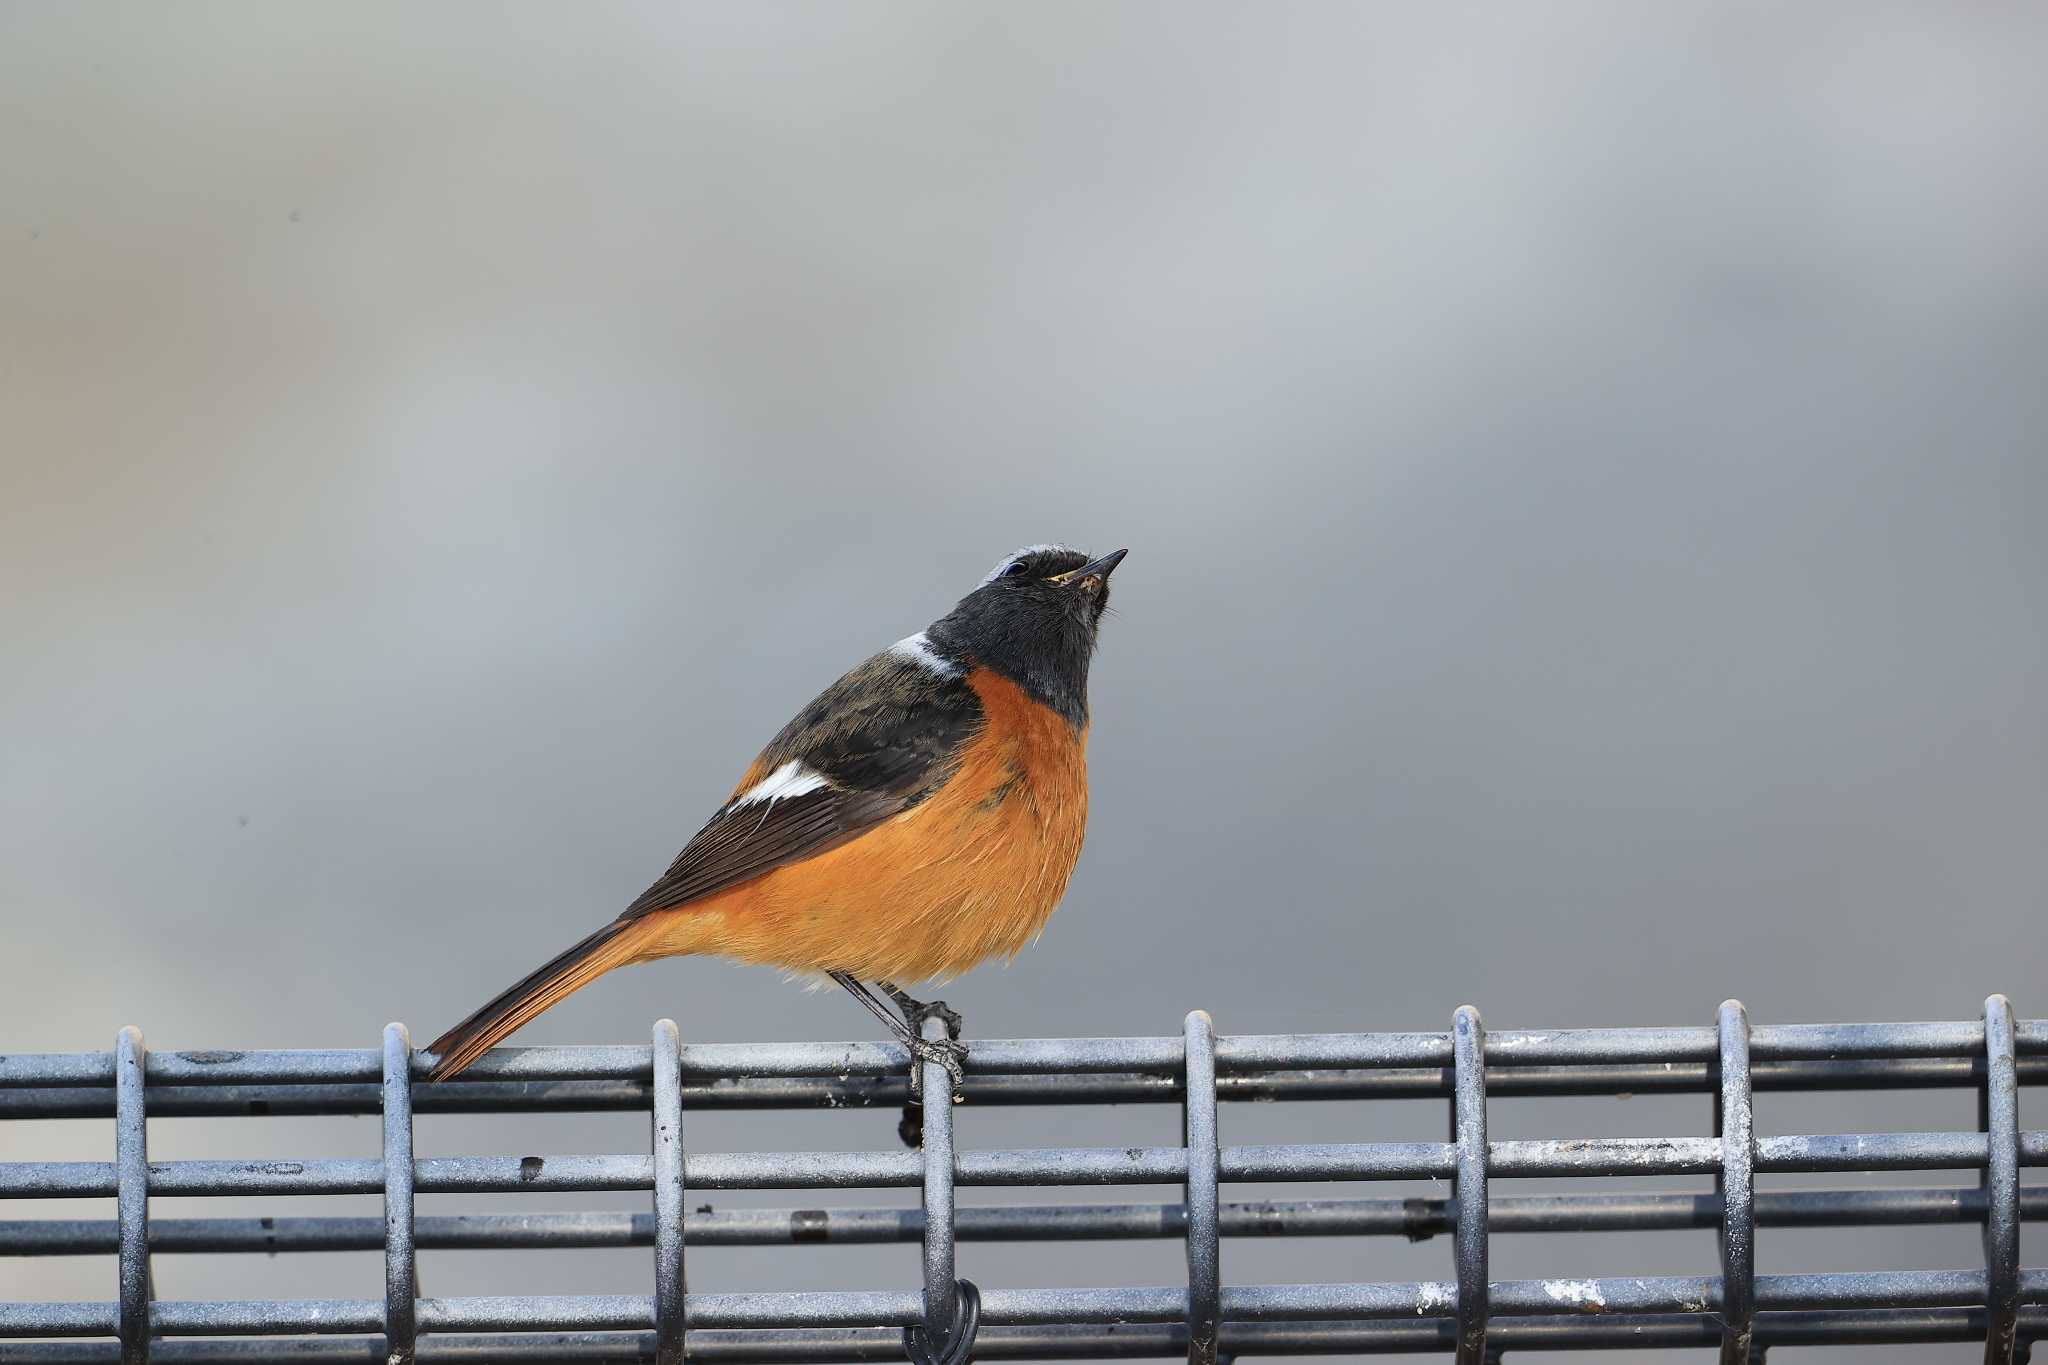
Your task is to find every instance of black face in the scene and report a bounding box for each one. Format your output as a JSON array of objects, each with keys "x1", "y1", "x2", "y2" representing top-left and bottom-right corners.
[{"x1": 926, "y1": 545, "x2": 1126, "y2": 727}]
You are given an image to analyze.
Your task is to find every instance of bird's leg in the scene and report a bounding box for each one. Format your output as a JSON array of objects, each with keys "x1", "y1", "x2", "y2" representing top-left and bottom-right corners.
[
  {"x1": 829, "y1": 972, "x2": 964, "y2": 1102},
  {"x1": 831, "y1": 971, "x2": 913, "y2": 1041}
]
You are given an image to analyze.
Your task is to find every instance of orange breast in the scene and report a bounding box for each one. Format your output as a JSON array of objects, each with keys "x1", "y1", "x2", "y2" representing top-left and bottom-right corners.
[{"x1": 637, "y1": 669, "x2": 1090, "y2": 983}]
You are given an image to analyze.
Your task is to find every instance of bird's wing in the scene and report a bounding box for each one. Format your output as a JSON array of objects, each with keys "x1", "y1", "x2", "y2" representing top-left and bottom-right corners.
[{"x1": 618, "y1": 652, "x2": 983, "y2": 919}]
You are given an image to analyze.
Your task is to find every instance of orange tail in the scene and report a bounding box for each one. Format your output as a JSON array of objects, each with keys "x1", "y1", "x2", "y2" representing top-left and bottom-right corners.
[{"x1": 425, "y1": 917, "x2": 657, "y2": 1080}]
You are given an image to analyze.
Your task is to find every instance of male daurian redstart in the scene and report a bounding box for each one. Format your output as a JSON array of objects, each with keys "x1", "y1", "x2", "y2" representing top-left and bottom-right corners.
[{"x1": 424, "y1": 545, "x2": 1126, "y2": 1086}]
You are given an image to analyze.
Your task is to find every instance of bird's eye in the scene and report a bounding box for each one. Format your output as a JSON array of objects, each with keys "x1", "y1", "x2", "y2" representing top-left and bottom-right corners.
[{"x1": 1002, "y1": 561, "x2": 1031, "y2": 578}]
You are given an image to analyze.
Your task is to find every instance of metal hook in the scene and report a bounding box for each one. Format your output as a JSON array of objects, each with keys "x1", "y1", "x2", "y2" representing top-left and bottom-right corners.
[{"x1": 903, "y1": 1278, "x2": 981, "y2": 1365}]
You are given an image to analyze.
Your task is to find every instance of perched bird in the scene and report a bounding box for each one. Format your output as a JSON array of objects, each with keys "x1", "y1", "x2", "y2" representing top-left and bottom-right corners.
[{"x1": 425, "y1": 544, "x2": 1126, "y2": 1086}]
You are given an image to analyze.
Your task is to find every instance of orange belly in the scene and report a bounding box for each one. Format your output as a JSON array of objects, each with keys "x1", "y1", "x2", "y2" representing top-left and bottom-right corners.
[{"x1": 633, "y1": 669, "x2": 1089, "y2": 983}]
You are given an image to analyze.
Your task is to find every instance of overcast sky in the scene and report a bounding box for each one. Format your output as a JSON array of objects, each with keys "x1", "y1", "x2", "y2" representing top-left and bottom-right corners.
[{"x1": 4, "y1": 5, "x2": 2045, "y2": 1360}]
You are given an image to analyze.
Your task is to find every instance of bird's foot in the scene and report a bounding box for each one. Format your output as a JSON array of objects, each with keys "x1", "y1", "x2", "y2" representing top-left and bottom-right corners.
[
  {"x1": 908, "y1": 1035, "x2": 969, "y2": 1097},
  {"x1": 883, "y1": 984, "x2": 964, "y2": 1042},
  {"x1": 867, "y1": 981, "x2": 967, "y2": 1147},
  {"x1": 899, "y1": 1035, "x2": 968, "y2": 1149}
]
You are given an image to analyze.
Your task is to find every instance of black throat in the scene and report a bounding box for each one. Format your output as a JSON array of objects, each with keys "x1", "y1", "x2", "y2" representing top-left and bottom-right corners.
[{"x1": 927, "y1": 607, "x2": 1095, "y2": 729}]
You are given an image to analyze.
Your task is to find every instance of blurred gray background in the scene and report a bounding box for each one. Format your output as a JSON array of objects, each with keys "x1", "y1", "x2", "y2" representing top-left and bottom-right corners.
[{"x1": 3, "y1": 4, "x2": 2044, "y2": 1359}]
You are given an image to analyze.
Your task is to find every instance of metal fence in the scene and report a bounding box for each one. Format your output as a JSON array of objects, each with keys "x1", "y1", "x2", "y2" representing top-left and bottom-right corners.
[{"x1": 1, "y1": 998, "x2": 2041, "y2": 1362}]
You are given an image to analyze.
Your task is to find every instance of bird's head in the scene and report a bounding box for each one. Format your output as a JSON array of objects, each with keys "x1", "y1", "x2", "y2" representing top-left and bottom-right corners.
[{"x1": 925, "y1": 545, "x2": 1127, "y2": 725}]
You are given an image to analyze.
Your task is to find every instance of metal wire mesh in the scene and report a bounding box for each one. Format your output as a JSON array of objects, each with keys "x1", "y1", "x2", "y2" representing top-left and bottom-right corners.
[{"x1": 1, "y1": 999, "x2": 2041, "y2": 1362}]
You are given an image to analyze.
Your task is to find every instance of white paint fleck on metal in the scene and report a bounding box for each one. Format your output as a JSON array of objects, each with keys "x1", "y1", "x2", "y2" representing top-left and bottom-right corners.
[{"x1": 1542, "y1": 1278, "x2": 1608, "y2": 1311}]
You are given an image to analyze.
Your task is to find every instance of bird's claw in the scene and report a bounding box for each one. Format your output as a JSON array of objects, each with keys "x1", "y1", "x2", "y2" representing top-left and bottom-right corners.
[
  {"x1": 909, "y1": 998, "x2": 964, "y2": 1043},
  {"x1": 908, "y1": 1036, "x2": 969, "y2": 1099},
  {"x1": 884, "y1": 986, "x2": 964, "y2": 1043}
]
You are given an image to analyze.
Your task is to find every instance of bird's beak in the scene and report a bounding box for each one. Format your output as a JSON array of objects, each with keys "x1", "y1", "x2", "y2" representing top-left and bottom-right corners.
[{"x1": 1051, "y1": 548, "x2": 1128, "y2": 591}]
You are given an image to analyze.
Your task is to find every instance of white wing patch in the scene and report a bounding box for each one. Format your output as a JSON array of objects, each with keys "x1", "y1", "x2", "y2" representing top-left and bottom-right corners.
[
  {"x1": 729, "y1": 759, "x2": 830, "y2": 811},
  {"x1": 887, "y1": 631, "x2": 961, "y2": 678},
  {"x1": 979, "y1": 543, "x2": 1080, "y2": 587}
]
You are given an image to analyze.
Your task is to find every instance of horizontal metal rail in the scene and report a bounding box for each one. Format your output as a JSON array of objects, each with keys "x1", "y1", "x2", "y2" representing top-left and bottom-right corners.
[
  {"x1": 8, "y1": 1186, "x2": 2048, "y2": 1256},
  {"x1": 7, "y1": 1270, "x2": 2048, "y2": 1332},
  {"x1": 14, "y1": 1054, "x2": 2046, "y2": 1118},
  {"x1": 2, "y1": 1003, "x2": 2040, "y2": 1361},
  {"x1": 7, "y1": 1269, "x2": 2048, "y2": 1334},
  {"x1": 5, "y1": 1132, "x2": 2045, "y2": 1199},
  {"x1": 4, "y1": 1316, "x2": 2048, "y2": 1361},
  {"x1": 6, "y1": 1017, "x2": 2046, "y2": 1091},
  {"x1": 9, "y1": 1316, "x2": 2048, "y2": 1363}
]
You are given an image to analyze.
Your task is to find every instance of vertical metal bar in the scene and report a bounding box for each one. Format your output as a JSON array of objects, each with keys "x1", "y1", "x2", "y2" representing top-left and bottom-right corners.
[
  {"x1": 1716, "y1": 1000, "x2": 1756, "y2": 1365},
  {"x1": 1451, "y1": 1006, "x2": 1488, "y2": 1365},
  {"x1": 381, "y1": 1023, "x2": 417, "y2": 1365},
  {"x1": 1982, "y1": 994, "x2": 2020, "y2": 1365},
  {"x1": 1182, "y1": 1010, "x2": 1221, "y2": 1365},
  {"x1": 114, "y1": 1026, "x2": 151, "y2": 1365},
  {"x1": 918, "y1": 1014, "x2": 959, "y2": 1342},
  {"x1": 651, "y1": 1019, "x2": 687, "y2": 1365}
]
